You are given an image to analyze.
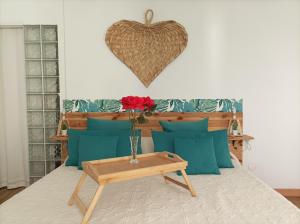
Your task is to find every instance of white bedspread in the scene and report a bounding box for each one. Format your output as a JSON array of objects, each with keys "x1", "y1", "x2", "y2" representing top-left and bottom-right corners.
[{"x1": 1, "y1": 160, "x2": 299, "y2": 224}]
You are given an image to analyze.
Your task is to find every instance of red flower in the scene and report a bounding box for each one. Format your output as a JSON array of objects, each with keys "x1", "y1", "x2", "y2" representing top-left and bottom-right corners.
[
  {"x1": 121, "y1": 96, "x2": 135, "y2": 110},
  {"x1": 121, "y1": 96, "x2": 155, "y2": 111},
  {"x1": 143, "y1": 96, "x2": 155, "y2": 110}
]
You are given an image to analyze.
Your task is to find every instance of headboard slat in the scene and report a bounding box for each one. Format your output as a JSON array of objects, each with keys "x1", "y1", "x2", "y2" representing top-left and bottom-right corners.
[{"x1": 64, "y1": 112, "x2": 242, "y2": 137}]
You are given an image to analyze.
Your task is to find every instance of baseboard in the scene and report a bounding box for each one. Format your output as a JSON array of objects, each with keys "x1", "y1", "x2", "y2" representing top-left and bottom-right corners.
[{"x1": 275, "y1": 189, "x2": 300, "y2": 197}]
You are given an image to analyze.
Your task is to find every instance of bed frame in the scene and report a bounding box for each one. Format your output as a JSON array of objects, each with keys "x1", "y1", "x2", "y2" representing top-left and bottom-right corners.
[{"x1": 51, "y1": 112, "x2": 253, "y2": 163}]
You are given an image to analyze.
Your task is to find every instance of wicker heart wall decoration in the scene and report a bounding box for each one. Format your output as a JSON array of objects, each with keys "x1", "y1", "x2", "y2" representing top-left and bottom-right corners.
[{"x1": 105, "y1": 9, "x2": 188, "y2": 87}]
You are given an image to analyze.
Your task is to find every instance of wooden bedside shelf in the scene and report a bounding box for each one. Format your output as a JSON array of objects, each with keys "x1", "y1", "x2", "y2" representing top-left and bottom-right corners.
[
  {"x1": 49, "y1": 135, "x2": 68, "y2": 141},
  {"x1": 228, "y1": 135, "x2": 254, "y2": 141},
  {"x1": 49, "y1": 135, "x2": 68, "y2": 162},
  {"x1": 228, "y1": 134, "x2": 254, "y2": 163}
]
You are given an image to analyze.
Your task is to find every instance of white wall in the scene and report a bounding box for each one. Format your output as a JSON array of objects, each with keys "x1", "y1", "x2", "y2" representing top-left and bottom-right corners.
[{"x1": 1, "y1": 0, "x2": 300, "y2": 188}]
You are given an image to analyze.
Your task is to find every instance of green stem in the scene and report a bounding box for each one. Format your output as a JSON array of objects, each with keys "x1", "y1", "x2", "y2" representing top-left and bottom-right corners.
[{"x1": 129, "y1": 109, "x2": 138, "y2": 159}]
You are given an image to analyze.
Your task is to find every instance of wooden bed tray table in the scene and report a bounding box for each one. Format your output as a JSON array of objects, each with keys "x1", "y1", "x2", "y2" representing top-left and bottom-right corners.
[{"x1": 68, "y1": 152, "x2": 197, "y2": 224}]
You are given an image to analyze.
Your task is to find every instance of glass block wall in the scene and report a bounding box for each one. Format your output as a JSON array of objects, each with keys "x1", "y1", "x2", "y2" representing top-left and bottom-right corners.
[{"x1": 24, "y1": 25, "x2": 61, "y2": 184}]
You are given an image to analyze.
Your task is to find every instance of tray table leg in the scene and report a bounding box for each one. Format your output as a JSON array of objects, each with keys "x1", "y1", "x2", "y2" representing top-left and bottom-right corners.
[
  {"x1": 68, "y1": 173, "x2": 87, "y2": 206},
  {"x1": 161, "y1": 172, "x2": 168, "y2": 184},
  {"x1": 180, "y1": 169, "x2": 197, "y2": 197},
  {"x1": 162, "y1": 171, "x2": 197, "y2": 197},
  {"x1": 81, "y1": 184, "x2": 105, "y2": 224}
]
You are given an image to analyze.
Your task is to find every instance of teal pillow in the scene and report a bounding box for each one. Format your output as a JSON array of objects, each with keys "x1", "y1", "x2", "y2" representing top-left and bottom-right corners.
[
  {"x1": 159, "y1": 118, "x2": 208, "y2": 132},
  {"x1": 87, "y1": 118, "x2": 131, "y2": 130},
  {"x1": 152, "y1": 131, "x2": 198, "y2": 153},
  {"x1": 66, "y1": 129, "x2": 83, "y2": 166},
  {"x1": 151, "y1": 130, "x2": 233, "y2": 168},
  {"x1": 66, "y1": 129, "x2": 142, "y2": 167},
  {"x1": 207, "y1": 130, "x2": 233, "y2": 168},
  {"x1": 174, "y1": 137, "x2": 220, "y2": 175},
  {"x1": 77, "y1": 135, "x2": 118, "y2": 169}
]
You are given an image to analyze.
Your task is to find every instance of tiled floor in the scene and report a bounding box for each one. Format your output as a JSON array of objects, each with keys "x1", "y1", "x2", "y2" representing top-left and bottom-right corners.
[{"x1": 0, "y1": 186, "x2": 300, "y2": 209}]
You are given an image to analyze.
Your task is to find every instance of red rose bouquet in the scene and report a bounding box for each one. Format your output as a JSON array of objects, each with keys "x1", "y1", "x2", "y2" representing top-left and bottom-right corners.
[{"x1": 120, "y1": 96, "x2": 156, "y2": 163}]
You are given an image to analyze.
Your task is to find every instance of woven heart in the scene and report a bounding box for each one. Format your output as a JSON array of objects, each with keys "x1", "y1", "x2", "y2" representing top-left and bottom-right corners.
[{"x1": 105, "y1": 10, "x2": 188, "y2": 87}]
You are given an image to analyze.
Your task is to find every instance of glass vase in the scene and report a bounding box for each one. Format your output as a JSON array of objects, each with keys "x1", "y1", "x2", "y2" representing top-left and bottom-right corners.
[{"x1": 130, "y1": 136, "x2": 139, "y2": 164}]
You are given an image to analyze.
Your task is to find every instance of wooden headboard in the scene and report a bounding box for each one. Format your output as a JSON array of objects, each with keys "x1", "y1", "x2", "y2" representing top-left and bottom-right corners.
[
  {"x1": 51, "y1": 111, "x2": 250, "y2": 163},
  {"x1": 63, "y1": 112, "x2": 243, "y2": 137}
]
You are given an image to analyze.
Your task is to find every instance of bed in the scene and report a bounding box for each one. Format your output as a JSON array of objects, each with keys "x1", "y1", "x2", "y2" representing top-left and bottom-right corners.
[
  {"x1": 1, "y1": 156, "x2": 300, "y2": 223},
  {"x1": 1, "y1": 112, "x2": 300, "y2": 223}
]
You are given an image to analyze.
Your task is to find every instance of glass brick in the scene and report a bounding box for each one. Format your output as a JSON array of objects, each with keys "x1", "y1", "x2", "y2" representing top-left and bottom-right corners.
[
  {"x1": 29, "y1": 144, "x2": 45, "y2": 161},
  {"x1": 45, "y1": 128, "x2": 56, "y2": 143},
  {"x1": 44, "y1": 94, "x2": 59, "y2": 110},
  {"x1": 43, "y1": 43, "x2": 58, "y2": 59},
  {"x1": 46, "y1": 144, "x2": 61, "y2": 161},
  {"x1": 28, "y1": 128, "x2": 44, "y2": 143},
  {"x1": 46, "y1": 161, "x2": 56, "y2": 174},
  {"x1": 42, "y1": 25, "x2": 57, "y2": 41},
  {"x1": 30, "y1": 161, "x2": 45, "y2": 176},
  {"x1": 26, "y1": 61, "x2": 42, "y2": 76},
  {"x1": 25, "y1": 43, "x2": 41, "y2": 59},
  {"x1": 25, "y1": 25, "x2": 40, "y2": 41},
  {"x1": 27, "y1": 111, "x2": 43, "y2": 127},
  {"x1": 30, "y1": 177, "x2": 42, "y2": 185},
  {"x1": 26, "y1": 78, "x2": 42, "y2": 93},
  {"x1": 25, "y1": 25, "x2": 60, "y2": 182},
  {"x1": 44, "y1": 77, "x2": 59, "y2": 93},
  {"x1": 44, "y1": 111, "x2": 59, "y2": 126},
  {"x1": 43, "y1": 60, "x2": 59, "y2": 76},
  {"x1": 27, "y1": 95, "x2": 43, "y2": 110}
]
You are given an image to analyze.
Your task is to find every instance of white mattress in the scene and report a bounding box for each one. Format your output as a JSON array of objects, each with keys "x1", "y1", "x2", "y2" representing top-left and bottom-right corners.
[{"x1": 1, "y1": 160, "x2": 300, "y2": 224}]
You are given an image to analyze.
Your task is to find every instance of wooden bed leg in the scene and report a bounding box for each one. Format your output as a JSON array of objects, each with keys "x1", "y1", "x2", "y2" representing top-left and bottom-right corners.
[
  {"x1": 81, "y1": 184, "x2": 105, "y2": 224},
  {"x1": 180, "y1": 170, "x2": 197, "y2": 197},
  {"x1": 68, "y1": 173, "x2": 87, "y2": 206}
]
